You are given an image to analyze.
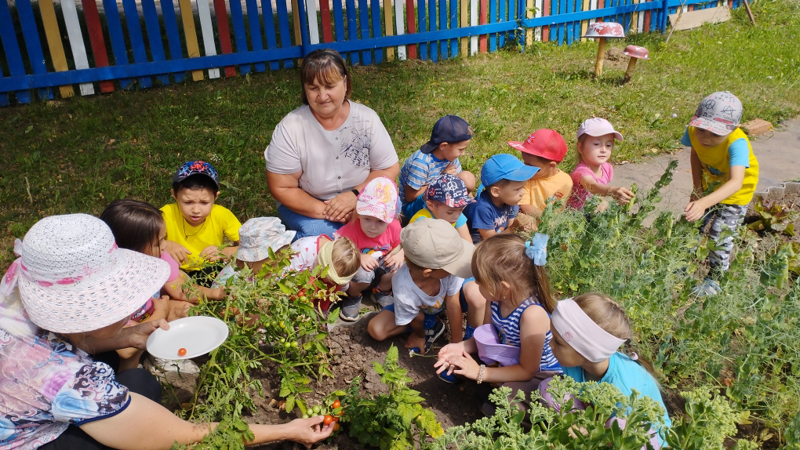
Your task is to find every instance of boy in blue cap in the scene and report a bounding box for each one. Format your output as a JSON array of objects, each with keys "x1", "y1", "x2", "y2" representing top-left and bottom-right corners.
[
  {"x1": 398, "y1": 115, "x2": 477, "y2": 221},
  {"x1": 464, "y1": 154, "x2": 538, "y2": 244}
]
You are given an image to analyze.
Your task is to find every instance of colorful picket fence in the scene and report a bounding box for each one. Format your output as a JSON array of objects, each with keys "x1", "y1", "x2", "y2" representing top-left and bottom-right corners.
[{"x1": 0, "y1": 0, "x2": 740, "y2": 106}]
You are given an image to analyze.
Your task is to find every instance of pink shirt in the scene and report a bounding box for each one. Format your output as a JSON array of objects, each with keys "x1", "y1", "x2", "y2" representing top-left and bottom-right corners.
[
  {"x1": 567, "y1": 162, "x2": 613, "y2": 210},
  {"x1": 335, "y1": 219, "x2": 401, "y2": 256}
]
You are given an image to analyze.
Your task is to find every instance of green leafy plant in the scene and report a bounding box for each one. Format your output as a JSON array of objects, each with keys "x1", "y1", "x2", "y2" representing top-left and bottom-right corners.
[
  {"x1": 747, "y1": 200, "x2": 800, "y2": 236},
  {"x1": 430, "y1": 379, "x2": 747, "y2": 450},
  {"x1": 335, "y1": 345, "x2": 444, "y2": 449},
  {"x1": 174, "y1": 247, "x2": 341, "y2": 423},
  {"x1": 169, "y1": 418, "x2": 254, "y2": 450}
]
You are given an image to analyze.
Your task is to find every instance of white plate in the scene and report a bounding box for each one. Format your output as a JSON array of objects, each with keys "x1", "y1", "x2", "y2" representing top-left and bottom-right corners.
[{"x1": 146, "y1": 316, "x2": 229, "y2": 360}]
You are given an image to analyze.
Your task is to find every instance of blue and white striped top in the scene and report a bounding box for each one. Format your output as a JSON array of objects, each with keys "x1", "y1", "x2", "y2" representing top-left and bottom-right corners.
[
  {"x1": 491, "y1": 297, "x2": 561, "y2": 372},
  {"x1": 397, "y1": 150, "x2": 462, "y2": 203}
]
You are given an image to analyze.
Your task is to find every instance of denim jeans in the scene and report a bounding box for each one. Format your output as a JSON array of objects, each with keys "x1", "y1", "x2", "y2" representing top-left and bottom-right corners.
[{"x1": 277, "y1": 204, "x2": 344, "y2": 241}]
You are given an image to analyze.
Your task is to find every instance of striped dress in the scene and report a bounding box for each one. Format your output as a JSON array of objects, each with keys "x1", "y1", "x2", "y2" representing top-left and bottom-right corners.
[{"x1": 491, "y1": 297, "x2": 561, "y2": 372}]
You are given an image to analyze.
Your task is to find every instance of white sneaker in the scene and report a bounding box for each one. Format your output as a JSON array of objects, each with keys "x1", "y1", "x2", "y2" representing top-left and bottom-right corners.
[{"x1": 146, "y1": 355, "x2": 200, "y2": 374}]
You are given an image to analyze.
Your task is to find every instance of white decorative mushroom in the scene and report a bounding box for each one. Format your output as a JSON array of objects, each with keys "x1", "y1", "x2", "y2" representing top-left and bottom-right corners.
[
  {"x1": 623, "y1": 45, "x2": 650, "y2": 82},
  {"x1": 583, "y1": 22, "x2": 625, "y2": 77}
]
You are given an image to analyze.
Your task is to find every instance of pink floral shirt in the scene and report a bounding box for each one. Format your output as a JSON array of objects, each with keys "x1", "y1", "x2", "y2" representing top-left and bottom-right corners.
[{"x1": 0, "y1": 291, "x2": 130, "y2": 449}]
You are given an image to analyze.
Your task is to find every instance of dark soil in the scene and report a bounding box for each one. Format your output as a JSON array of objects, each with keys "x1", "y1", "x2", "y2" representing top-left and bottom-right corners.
[{"x1": 241, "y1": 311, "x2": 493, "y2": 449}]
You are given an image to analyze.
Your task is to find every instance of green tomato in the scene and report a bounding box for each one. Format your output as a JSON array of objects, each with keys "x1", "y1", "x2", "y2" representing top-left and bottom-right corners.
[
  {"x1": 279, "y1": 337, "x2": 286, "y2": 343},
  {"x1": 313, "y1": 405, "x2": 321, "y2": 414},
  {"x1": 292, "y1": 341, "x2": 299, "y2": 348},
  {"x1": 302, "y1": 414, "x2": 309, "y2": 419},
  {"x1": 284, "y1": 342, "x2": 291, "y2": 349}
]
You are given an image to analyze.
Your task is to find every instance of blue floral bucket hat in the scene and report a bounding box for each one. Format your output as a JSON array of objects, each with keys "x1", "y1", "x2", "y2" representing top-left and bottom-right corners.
[{"x1": 173, "y1": 161, "x2": 220, "y2": 188}]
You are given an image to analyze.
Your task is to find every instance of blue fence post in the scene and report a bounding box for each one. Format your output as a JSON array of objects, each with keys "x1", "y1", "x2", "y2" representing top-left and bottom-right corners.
[
  {"x1": 345, "y1": 0, "x2": 359, "y2": 64},
  {"x1": 121, "y1": 0, "x2": 155, "y2": 87},
  {"x1": 160, "y1": 0, "x2": 187, "y2": 83}
]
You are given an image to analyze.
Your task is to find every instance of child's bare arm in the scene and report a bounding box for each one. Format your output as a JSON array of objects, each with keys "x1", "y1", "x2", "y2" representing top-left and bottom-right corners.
[
  {"x1": 444, "y1": 293, "x2": 464, "y2": 344},
  {"x1": 685, "y1": 166, "x2": 745, "y2": 222},
  {"x1": 456, "y1": 224, "x2": 472, "y2": 242},
  {"x1": 478, "y1": 228, "x2": 497, "y2": 240},
  {"x1": 404, "y1": 184, "x2": 427, "y2": 203},
  {"x1": 579, "y1": 176, "x2": 633, "y2": 204},
  {"x1": 164, "y1": 272, "x2": 225, "y2": 303}
]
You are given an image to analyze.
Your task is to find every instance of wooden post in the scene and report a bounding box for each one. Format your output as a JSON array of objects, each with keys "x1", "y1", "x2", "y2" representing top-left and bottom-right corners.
[
  {"x1": 594, "y1": 37, "x2": 606, "y2": 77},
  {"x1": 624, "y1": 57, "x2": 637, "y2": 82}
]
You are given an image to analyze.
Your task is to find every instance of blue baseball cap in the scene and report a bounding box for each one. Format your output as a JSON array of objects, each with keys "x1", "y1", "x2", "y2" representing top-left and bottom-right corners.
[
  {"x1": 420, "y1": 115, "x2": 473, "y2": 154},
  {"x1": 480, "y1": 154, "x2": 539, "y2": 187},
  {"x1": 173, "y1": 160, "x2": 220, "y2": 188}
]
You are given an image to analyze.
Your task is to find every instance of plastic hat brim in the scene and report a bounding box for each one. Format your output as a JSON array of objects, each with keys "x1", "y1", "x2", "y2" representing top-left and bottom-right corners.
[
  {"x1": 689, "y1": 117, "x2": 733, "y2": 135},
  {"x1": 439, "y1": 238, "x2": 475, "y2": 279},
  {"x1": 580, "y1": 130, "x2": 624, "y2": 141},
  {"x1": 502, "y1": 165, "x2": 540, "y2": 183},
  {"x1": 19, "y1": 249, "x2": 170, "y2": 334},
  {"x1": 419, "y1": 141, "x2": 438, "y2": 154}
]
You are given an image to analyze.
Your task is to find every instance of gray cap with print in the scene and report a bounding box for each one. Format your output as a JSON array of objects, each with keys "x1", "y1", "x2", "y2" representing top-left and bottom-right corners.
[{"x1": 689, "y1": 91, "x2": 743, "y2": 136}]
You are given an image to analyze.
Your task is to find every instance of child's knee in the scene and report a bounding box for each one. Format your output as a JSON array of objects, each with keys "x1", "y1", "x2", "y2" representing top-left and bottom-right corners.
[
  {"x1": 367, "y1": 311, "x2": 393, "y2": 341},
  {"x1": 462, "y1": 280, "x2": 485, "y2": 308},
  {"x1": 458, "y1": 171, "x2": 476, "y2": 192}
]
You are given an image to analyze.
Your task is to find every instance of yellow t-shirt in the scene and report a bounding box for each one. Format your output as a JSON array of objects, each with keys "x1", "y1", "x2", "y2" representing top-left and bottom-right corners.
[
  {"x1": 161, "y1": 203, "x2": 242, "y2": 270},
  {"x1": 688, "y1": 127, "x2": 759, "y2": 205},
  {"x1": 409, "y1": 207, "x2": 468, "y2": 228},
  {"x1": 521, "y1": 169, "x2": 573, "y2": 212}
]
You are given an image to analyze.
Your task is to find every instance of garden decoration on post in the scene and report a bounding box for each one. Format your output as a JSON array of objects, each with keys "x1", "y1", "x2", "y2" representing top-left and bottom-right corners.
[
  {"x1": 584, "y1": 22, "x2": 625, "y2": 77},
  {"x1": 623, "y1": 45, "x2": 649, "y2": 83}
]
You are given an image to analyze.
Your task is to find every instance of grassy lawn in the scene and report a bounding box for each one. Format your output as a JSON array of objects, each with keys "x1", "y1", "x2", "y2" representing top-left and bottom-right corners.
[{"x1": 1, "y1": 0, "x2": 798, "y2": 266}]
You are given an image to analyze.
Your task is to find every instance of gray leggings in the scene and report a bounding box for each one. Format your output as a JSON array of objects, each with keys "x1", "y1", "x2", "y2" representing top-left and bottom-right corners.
[{"x1": 702, "y1": 203, "x2": 748, "y2": 273}]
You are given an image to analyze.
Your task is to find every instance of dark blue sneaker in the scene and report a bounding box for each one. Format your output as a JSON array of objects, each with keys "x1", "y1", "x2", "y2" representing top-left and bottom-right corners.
[
  {"x1": 409, "y1": 321, "x2": 445, "y2": 356},
  {"x1": 339, "y1": 295, "x2": 363, "y2": 322},
  {"x1": 437, "y1": 370, "x2": 460, "y2": 384}
]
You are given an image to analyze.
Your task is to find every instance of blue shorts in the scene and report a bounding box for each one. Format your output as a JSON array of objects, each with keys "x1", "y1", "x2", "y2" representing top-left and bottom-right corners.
[{"x1": 382, "y1": 303, "x2": 440, "y2": 331}]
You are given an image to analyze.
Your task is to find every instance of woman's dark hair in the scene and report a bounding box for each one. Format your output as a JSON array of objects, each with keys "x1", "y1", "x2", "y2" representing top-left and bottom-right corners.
[
  {"x1": 300, "y1": 49, "x2": 352, "y2": 105},
  {"x1": 99, "y1": 199, "x2": 164, "y2": 254},
  {"x1": 172, "y1": 174, "x2": 219, "y2": 196}
]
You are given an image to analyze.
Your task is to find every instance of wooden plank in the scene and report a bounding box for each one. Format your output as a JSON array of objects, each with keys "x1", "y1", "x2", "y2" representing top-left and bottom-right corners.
[
  {"x1": 320, "y1": 0, "x2": 334, "y2": 42},
  {"x1": 332, "y1": 0, "x2": 345, "y2": 42},
  {"x1": 15, "y1": 0, "x2": 54, "y2": 99},
  {"x1": 541, "y1": 0, "x2": 549, "y2": 41},
  {"x1": 564, "y1": 0, "x2": 572, "y2": 45},
  {"x1": 441, "y1": 0, "x2": 450, "y2": 58},
  {"x1": 405, "y1": 0, "x2": 417, "y2": 59},
  {"x1": 429, "y1": 0, "x2": 438, "y2": 61},
  {"x1": 433, "y1": 0, "x2": 443, "y2": 61},
  {"x1": 371, "y1": 0, "x2": 383, "y2": 63},
  {"x1": 61, "y1": 0, "x2": 95, "y2": 95},
  {"x1": 450, "y1": 0, "x2": 458, "y2": 57},
  {"x1": 345, "y1": 0, "x2": 359, "y2": 64},
  {"x1": 644, "y1": 9, "x2": 651, "y2": 31},
  {"x1": 384, "y1": 0, "x2": 395, "y2": 61},
  {"x1": 359, "y1": 0, "x2": 372, "y2": 64},
  {"x1": 38, "y1": 0, "x2": 75, "y2": 97},
  {"x1": 479, "y1": 0, "x2": 487, "y2": 52},
  {"x1": 214, "y1": 0, "x2": 237, "y2": 77},
  {"x1": 291, "y1": 0, "x2": 302, "y2": 66},
  {"x1": 0, "y1": 0, "x2": 31, "y2": 103},
  {"x1": 306, "y1": 0, "x2": 320, "y2": 45},
  {"x1": 177, "y1": 0, "x2": 205, "y2": 80},
  {"x1": 120, "y1": 0, "x2": 154, "y2": 87},
  {"x1": 668, "y1": 6, "x2": 730, "y2": 30},
  {"x1": 497, "y1": 0, "x2": 505, "y2": 48},
  {"x1": 296, "y1": 0, "x2": 309, "y2": 64},
  {"x1": 159, "y1": 0, "x2": 188, "y2": 82},
  {"x1": 261, "y1": 0, "x2": 280, "y2": 70},
  {"x1": 139, "y1": 0, "x2": 171, "y2": 85},
  {"x1": 488, "y1": 0, "x2": 496, "y2": 51},
  {"x1": 80, "y1": 0, "x2": 115, "y2": 91},
  {"x1": 470, "y1": 0, "x2": 478, "y2": 54},
  {"x1": 580, "y1": 0, "x2": 589, "y2": 40},
  {"x1": 418, "y1": 0, "x2": 427, "y2": 59},
  {"x1": 245, "y1": 0, "x2": 267, "y2": 72},
  {"x1": 394, "y1": 0, "x2": 407, "y2": 59},
  {"x1": 197, "y1": 0, "x2": 222, "y2": 78},
  {"x1": 558, "y1": 0, "x2": 565, "y2": 45},
  {"x1": 275, "y1": 0, "x2": 293, "y2": 68},
  {"x1": 229, "y1": 0, "x2": 252, "y2": 75}
]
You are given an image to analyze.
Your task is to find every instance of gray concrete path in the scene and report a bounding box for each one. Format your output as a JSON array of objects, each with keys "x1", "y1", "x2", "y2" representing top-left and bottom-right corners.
[{"x1": 614, "y1": 118, "x2": 800, "y2": 218}]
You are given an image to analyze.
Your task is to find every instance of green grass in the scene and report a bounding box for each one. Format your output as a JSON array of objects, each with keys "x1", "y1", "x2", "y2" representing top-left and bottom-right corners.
[{"x1": 1, "y1": 0, "x2": 799, "y2": 266}]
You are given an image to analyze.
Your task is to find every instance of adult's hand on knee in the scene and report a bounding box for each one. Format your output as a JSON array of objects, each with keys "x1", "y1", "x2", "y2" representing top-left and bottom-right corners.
[{"x1": 323, "y1": 191, "x2": 358, "y2": 222}]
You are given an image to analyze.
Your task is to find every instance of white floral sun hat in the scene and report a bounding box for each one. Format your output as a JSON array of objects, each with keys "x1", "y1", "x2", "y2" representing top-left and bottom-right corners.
[
  {"x1": 0, "y1": 214, "x2": 170, "y2": 334},
  {"x1": 236, "y1": 217, "x2": 296, "y2": 263}
]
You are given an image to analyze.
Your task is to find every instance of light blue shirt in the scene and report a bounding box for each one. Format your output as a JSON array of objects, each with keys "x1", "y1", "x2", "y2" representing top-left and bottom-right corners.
[{"x1": 398, "y1": 150, "x2": 462, "y2": 203}]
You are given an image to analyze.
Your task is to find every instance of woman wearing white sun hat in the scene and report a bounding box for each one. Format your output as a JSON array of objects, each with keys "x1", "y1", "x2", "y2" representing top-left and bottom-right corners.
[{"x1": 0, "y1": 214, "x2": 333, "y2": 449}]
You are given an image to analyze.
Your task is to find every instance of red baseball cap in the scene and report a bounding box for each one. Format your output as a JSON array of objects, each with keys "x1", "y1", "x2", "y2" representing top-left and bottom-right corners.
[{"x1": 507, "y1": 129, "x2": 568, "y2": 163}]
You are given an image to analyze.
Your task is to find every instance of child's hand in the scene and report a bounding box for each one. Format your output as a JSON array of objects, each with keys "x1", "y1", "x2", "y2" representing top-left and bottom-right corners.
[
  {"x1": 164, "y1": 240, "x2": 191, "y2": 264},
  {"x1": 442, "y1": 351, "x2": 481, "y2": 380},
  {"x1": 435, "y1": 342, "x2": 466, "y2": 369},
  {"x1": 442, "y1": 162, "x2": 458, "y2": 175},
  {"x1": 384, "y1": 249, "x2": 404, "y2": 271},
  {"x1": 152, "y1": 295, "x2": 170, "y2": 314},
  {"x1": 684, "y1": 199, "x2": 709, "y2": 222},
  {"x1": 404, "y1": 333, "x2": 426, "y2": 353},
  {"x1": 609, "y1": 186, "x2": 634, "y2": 204},
  {"x1": 360, "y1": 253, "x2": 379, "y2": 271},
  {"x1": 200, "y1": 245, "x2": 221, "y2": 261}
]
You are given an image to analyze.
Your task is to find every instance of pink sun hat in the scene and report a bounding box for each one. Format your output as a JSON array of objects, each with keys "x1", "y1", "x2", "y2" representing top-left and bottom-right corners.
[
  {"x1": 577, "y1": 118, "x2": 624, "y2": 141},
  {"x1": 0, "y1": 214, "x2": 170, "y2": 334},
  {"x1": 356, "y1": 177, "x2": 398, "y2": 223}
]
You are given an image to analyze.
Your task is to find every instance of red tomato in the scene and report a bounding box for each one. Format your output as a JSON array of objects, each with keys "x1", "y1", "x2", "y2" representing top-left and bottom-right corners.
[
  {"x1": 178, "y1": 348, "x2": 187, "y2": 357},
  {"x1": 332, "y1": 399, "x2": 341, "y2": 409},
  {"x1": 333, "y1": 423, "x2": 340, "y2": 432},
  {"x1": 323, "y1": 415, "x2": 334, "y2": 426},
  {"x1": 332, "y1": 416, "x2": 339, "y2": 423}
]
